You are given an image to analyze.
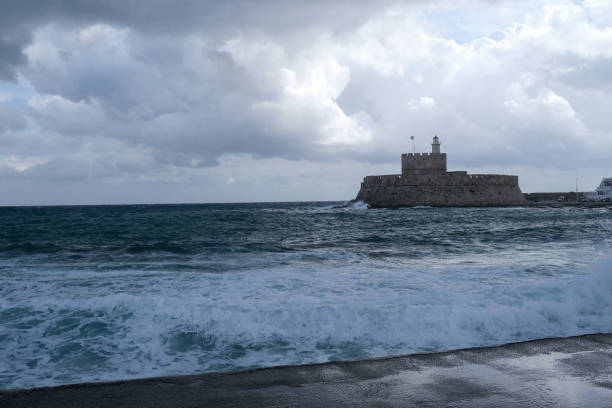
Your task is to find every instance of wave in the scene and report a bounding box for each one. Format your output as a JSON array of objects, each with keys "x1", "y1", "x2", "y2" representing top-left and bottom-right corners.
[
  {"x1": 0, "y1": 242, "x2": 61, "y2": 254},
  {"x1": 347, "y1": 200, "x2": 370, "y2": 209},
  {"x1": 324, "y1": 200, "x2": 370, "y2": 209},
  {"x1": 1, "y1": 255, "x2": 611, "y2": 390},
  {"x1": 309, "y1": 201, "x2": 370, "y2": 211},
  {"x1": 125, "y1": 242, "x2": 196, "y2": 255}
]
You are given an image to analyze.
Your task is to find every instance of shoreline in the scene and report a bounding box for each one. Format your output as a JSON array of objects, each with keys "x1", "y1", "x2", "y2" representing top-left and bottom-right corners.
[{"x1": 3, "y1": 333, "x2": 612, "y2": 407}]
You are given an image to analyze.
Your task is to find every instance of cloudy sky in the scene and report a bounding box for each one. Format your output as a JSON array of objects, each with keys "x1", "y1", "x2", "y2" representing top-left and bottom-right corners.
[{"x1": 1, "y1": 0, "x2": 611, "y2": 205}]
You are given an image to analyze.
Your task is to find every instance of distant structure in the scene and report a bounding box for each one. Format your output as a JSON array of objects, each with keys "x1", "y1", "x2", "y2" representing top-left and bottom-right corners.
[
  {"x1": 585, "y1": 177, "x2": 612, "y2": 202},
  {"x1": 354, "y1": 136, "x2": 525, "y2": 207}
]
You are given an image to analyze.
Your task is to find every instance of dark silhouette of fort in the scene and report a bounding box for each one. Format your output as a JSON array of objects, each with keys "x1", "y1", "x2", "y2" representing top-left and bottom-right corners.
[{"x1": 355, "y1": 136, "x2": 524, "y2": 207}]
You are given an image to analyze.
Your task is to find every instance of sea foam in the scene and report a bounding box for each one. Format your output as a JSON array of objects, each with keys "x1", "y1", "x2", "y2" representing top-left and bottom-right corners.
[
  {"x1": 1, "y1": 255, "x2": 611, "y2": 390},
  {"x1": 1, "y1": 203, "x2": 611, "y2": 390}
]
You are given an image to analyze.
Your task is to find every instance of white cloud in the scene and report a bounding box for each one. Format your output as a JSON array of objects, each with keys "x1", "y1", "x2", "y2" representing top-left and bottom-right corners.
[{"x1": 2, "y1": 0, "x2": 612, "y2": 203}]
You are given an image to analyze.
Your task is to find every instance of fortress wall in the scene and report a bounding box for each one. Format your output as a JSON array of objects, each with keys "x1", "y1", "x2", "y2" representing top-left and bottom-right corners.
[
  {"x1": 362, "y1": 175, "x2": 402, "y2": 184},
  {"x1": 356, "y1": 171, "x2": 524, "y2": 207},
  {"x1": 361, "y1": 173, "x2": 519, "y2": 188},
  {"x1": 361, "y1": 175, "x2": 402, "y2": 189},
  {"x1": 466, "y1": 174, "x2": 519, "y2": 186},
  {"x1": 356, "y1": 182, "x2": 525, "y2": 207}
]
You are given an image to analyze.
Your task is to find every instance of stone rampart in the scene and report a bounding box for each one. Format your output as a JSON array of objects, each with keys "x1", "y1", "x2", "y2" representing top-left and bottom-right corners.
[
  {"x1": 355, "y1": 182, "x2": 524, "y2": 207},
  {"x1": 362, "y1": 175, "x2": 403, "y2": 185},
  {"x1": 356, "y1": 169, "x2": 524, "y2": 207},
  {"x1": 361, "y1": 174, "x2": 519, "y2": 188}
]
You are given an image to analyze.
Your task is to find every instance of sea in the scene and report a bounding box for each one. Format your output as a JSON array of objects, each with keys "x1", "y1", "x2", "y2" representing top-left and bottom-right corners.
[{"x1": 1, "y1": 202, "x2": 611, "y2": 390}]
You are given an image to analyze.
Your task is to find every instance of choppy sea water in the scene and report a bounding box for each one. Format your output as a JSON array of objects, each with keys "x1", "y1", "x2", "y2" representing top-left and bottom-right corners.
[{"x1": 1, "y1": 202, "x2": 611, "y2": 390}]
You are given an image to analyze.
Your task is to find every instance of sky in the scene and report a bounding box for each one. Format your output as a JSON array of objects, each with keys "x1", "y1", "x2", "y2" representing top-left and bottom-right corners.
[{"x1": 1, "y1": 0, "x2": 612, "y2": 205}]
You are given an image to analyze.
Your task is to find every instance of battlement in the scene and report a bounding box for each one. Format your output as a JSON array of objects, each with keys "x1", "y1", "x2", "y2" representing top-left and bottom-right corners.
[
  {"x1": 467, "y1": 174, "x2": 519, "y2": 185},
  {"x1": 361, "y1": 173, "x2": 518, "y2": 187},
  {"x1": 361, "y1": 174, "x2": 402, "y2": 187},
  {"x1": 402, "y1": 153, "x2": 441, "y2": 157}
]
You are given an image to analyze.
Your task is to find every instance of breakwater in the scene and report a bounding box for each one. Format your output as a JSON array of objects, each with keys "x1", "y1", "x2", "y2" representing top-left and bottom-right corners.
[
  {"x1": 2, "y1": 333, "x2": 612, "y2": 407},
  {"x1": 524, "y1": 192, "x2": 612, "y2": 207}
]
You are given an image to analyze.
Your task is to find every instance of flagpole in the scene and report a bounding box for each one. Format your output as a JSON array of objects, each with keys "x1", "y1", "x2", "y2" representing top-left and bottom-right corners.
[
  {"x1": 411, "y1": 136, "x2": 415, "y2": 154},
  {"x1": 576, "y1": 177, "x2": 579, "y2": 202}
]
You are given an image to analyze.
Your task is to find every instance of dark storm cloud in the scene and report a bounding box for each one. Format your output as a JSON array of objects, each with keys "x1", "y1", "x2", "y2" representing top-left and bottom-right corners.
[
  {"x1": 0, "y1": 0, "x2": 385, "y2": 44},
  {"x1": 0, "y1": 36, "x2": 27, "y2": 80},
  {"x1": 0, "y1": 0, "x2": 386, "y2": 84}
]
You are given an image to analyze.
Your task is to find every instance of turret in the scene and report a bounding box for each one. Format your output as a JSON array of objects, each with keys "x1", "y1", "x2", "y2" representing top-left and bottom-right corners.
[{"x1": 432, "y1": 135, "x2": 441, "y2": 154}]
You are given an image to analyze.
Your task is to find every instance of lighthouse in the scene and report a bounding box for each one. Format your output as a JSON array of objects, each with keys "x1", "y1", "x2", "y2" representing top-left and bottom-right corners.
[{"x1": 432, "y1": 135, "x2": 441, "y2": 154}]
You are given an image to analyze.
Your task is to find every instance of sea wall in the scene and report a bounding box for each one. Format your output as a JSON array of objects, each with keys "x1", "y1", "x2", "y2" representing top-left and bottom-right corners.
[
  {"x1": 3, "y1": 333, "x2": 611, "y2": 407},
  {"x1": 355, "y1": 173, "x2": 524, "y2": 207}
]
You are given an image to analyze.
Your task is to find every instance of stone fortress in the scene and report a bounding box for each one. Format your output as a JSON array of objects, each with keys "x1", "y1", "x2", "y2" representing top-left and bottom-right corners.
[{"x1": 354, "y1": 136, "x2": 525, "y2": 207}]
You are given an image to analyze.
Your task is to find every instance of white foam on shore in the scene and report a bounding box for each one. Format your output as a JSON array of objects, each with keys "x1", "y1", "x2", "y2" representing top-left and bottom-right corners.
[
  {"x1": 1, "y1": 254, "x2": 611, "y2": 390},
  {"x1": 347, "y1": 200, "x2": 369, "y2": 209},
  {"x1": 312, "y1": 201, "x2": 370, "y2": 210}
]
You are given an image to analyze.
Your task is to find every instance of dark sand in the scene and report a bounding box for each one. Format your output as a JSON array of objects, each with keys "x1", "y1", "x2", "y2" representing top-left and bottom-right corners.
[{"x1": 2, "y1": 333, "x2": 612, "y2": 407}]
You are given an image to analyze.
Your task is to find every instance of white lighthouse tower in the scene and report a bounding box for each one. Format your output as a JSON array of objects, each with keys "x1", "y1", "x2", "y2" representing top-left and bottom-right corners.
[{"x1": 432, "y1": 135, "x2": 441, "y2": 154}]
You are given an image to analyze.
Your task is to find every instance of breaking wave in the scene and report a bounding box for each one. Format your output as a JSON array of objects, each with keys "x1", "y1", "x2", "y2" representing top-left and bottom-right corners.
[
  {"x1": 1, "y1": 203, "x2": 611, "y2": 389},
  {"x1": 1, "y1": 256, "x2": 611, "y2": 390}
]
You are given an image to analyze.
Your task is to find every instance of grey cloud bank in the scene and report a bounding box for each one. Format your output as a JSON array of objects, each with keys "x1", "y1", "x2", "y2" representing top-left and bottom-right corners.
[{"x1": 1, "y1": 0, "x2": 611, "y2": 205}]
